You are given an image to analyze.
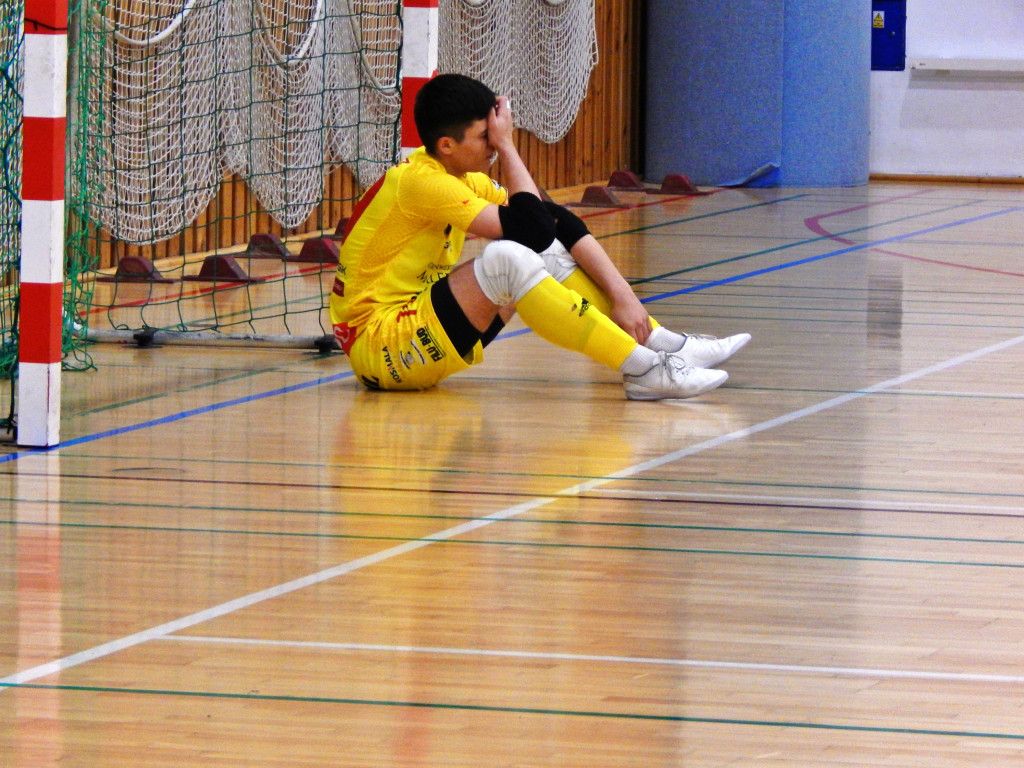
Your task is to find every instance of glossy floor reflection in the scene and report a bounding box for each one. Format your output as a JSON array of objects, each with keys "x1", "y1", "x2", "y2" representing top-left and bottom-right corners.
[{"x1": 3, "y1": 181, "x2": 1024, "y2": 767}]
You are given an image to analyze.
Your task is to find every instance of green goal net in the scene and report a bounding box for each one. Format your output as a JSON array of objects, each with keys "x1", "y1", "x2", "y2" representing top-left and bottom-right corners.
[
  {"x1": 1, "y1": 2, "x2": 24, "y2": 434},
  {"x1": 68, "y1": 0, "x2": 401, "y2": 345}
]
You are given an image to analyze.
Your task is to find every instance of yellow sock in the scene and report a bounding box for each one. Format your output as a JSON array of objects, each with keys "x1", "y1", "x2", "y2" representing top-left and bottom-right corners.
[
  {"x1": 559, "y1": 268, "x2": 662, "y2": 330},
  {"x1": 515, "y1": 276, "x2": 640, "y2": 371}
]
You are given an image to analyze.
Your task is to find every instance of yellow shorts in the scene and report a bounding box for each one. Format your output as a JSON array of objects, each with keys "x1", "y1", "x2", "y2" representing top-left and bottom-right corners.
[{"x1": 335, "y1": 288, "x2": 484, "y2": 391}]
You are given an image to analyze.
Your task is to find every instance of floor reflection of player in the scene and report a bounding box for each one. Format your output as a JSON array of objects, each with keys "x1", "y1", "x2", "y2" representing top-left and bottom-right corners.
[{"x1": 333, "y1": 383, "x2": 746, "y2": 509}]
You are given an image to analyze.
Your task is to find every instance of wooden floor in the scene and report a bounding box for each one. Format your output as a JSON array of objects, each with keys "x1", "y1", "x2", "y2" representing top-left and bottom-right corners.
[{"x1": 3, "y1": 180, "x2": 1024, "y2": 766}]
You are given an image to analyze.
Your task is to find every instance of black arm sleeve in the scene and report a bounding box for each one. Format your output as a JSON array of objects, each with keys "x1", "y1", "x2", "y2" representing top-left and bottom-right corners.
[
  {"x1": 543, "y1": 201, "x2": 591, "y2": 251},
  {"x1": 497, "y1": 192, "x2": 557, "y2": 253}
]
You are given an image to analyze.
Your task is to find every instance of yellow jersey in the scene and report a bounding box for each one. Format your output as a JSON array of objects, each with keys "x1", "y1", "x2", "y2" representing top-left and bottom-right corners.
[{"x1": 329, "y1": 147, "x2": 508, "y2": 351}]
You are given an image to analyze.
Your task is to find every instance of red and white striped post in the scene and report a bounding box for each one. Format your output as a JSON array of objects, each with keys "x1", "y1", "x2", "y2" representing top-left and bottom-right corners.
[
  {"x1": 400, "y1": 0, "x2": 438, "y2": 157},
  {"x1": 18, "y1": 0, "x2": 67, "y2": 448}
]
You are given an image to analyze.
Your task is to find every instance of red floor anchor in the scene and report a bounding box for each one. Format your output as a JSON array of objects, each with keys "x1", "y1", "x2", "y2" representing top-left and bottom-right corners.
[
  {"x1": 96, "y1": 255, "x2": 174, "y2": 283},
  {"x1": 182, "y1": 254, "x2": 264, "y2": 283},
  {"x1": 649, "y1": 173, "x2": 713, "y2": 196},
  {"x1": 244, "y1": 233, "x2": 291, "y2": 259},
  {"x1": 567, "y1": 185, "x2": 628, "y2": 208},
  {"x1": 288, "y1": 237, "x2": 339, "y2": 264}
]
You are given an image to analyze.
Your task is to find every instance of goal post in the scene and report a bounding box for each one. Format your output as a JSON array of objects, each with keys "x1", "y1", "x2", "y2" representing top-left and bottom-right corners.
[
  {"x1": 18, "y1": 0, "x2": 67, "y2": 448},
  {"x1": 400, "y1": 0, "x2": 438, "y2": 157}
]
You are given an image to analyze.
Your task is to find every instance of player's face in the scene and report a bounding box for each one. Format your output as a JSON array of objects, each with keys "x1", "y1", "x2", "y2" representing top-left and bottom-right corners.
[{"x1": 447, "y1": 118, "x2": 497, "y2": 175}]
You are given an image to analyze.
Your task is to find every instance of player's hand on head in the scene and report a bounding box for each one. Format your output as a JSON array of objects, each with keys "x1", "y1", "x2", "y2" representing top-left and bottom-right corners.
[{"x1": 488, "y1": 96, "x2": 515, "y2": 148}]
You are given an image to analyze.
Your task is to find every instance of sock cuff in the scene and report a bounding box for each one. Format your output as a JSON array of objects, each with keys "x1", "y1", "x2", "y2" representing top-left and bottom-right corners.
[
  {"x1": 618, "y1": 344, "x2": 658, "y2": 376},
  {"x1": 645, "y1": 325, "x2": 685, "y2": 353}
]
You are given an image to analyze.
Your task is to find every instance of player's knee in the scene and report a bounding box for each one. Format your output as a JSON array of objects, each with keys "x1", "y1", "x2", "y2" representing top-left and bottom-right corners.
[
  {"x1": 473, "y1": 240, "x2": 549, "y2": 306},
  {"x1": 539, "y1": 239, "x2": 578, "y2": 283}
]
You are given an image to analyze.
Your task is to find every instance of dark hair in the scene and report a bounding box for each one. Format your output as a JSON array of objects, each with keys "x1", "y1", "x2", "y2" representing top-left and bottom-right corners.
[{"x1": 414, "y1": 74, "x2": 497, "y2": 156}]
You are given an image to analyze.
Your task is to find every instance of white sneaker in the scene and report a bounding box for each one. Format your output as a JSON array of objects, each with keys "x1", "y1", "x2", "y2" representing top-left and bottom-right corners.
[
  {"x1": 673, "y1": 332, "x2": 751, "y2": 369},
  {"x1": 623, "y1": 351, "x2": 729, "y2": 401}
]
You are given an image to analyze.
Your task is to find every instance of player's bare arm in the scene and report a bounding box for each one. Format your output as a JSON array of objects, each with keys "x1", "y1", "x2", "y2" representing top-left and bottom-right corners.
[
  {"x1": 568, "y1": 234, "x2": 652, "y2": 344},
  {"x1": 466, "y1": 96, "x2": 547, "y2": 242}
]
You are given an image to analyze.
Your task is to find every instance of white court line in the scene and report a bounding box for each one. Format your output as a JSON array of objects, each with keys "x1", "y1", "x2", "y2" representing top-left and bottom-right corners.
[
  {"x1": 164, "y1": 634, "x2": 1024, "y2": 686},
  {"x1": 3, "y1": 332, "x2": 1023, "y2": 689}
]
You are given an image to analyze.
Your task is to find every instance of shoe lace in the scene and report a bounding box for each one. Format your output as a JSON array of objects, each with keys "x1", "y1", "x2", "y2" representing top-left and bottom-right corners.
[{"x1": 662, "y1": 351, "x2": 696, "y2": 378}]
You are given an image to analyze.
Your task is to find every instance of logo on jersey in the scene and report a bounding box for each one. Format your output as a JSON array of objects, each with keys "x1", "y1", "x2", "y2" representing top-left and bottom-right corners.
[
  {"x1": 380, "y1": 326, "x2": 447, "y2": 381},
  {"x1": 396, "y1": 296, "x2": 418, "y2": 321},
  {"x1": 417, "y1": 262, "x2": 452, "y2": 285},
  {"x1": 333, "y1": 322, "x2": 357, "y2": 354},
  {"x1": 382, "y1": 345, "x2": 404, "y2": 384},
  {"x1": 415, "y1": 326, "x2": 446, "y2": 362}
]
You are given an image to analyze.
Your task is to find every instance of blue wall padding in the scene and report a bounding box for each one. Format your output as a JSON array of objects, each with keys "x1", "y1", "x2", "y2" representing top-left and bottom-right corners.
[
  {"x1": 644, "y1": 0, "x2": 784, "y2": 187},
  {"x1": 781, "y1": 2, "x2": 870, "y2": 185},
  {"x1": 645, "y1": 0, "x2": 870, "y2": 187}
]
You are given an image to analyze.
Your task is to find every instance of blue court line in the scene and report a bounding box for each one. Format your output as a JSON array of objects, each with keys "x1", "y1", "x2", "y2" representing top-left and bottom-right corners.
[
  {"x1": 500, "y1": 205, "x2": 1023, "y2": 337},
  {"x1": 6, "y1": 205, "x2": 1019, "y2": 464},
  {"x1": 2, "y1": 370, "x2": 357, "y2": 463},
  {"x1": 8, "y1": 196, "x2": 809, "y2": 460},
  {"x1": 597, "y1": 193, "x2": 811, "y2": 238},
  {"x1": 641, "y1": 205, "x2": 1023, "y2": 304},
  {"x1": 627, "y1": 198, "x2": 984, "y2": 285}
]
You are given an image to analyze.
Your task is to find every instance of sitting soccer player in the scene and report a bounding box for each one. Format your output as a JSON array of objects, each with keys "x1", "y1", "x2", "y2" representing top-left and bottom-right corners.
[{"x1": 329, "y1": 73, "x2": 750, "y2": 399}]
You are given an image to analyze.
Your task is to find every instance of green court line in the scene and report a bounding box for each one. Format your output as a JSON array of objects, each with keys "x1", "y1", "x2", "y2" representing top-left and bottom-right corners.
[
  {"x1": 56, "y1": 195, "x2": 1023, "y2": 428},
  {"x1": 5, "y1": 494, "x2": 1024, "y2": 545},
  {"x1": 3, "y1": 682, "x2": 1022, "y2": 741},
  {"x1": 7, "y1": 508, "x2": 1023, "y2": 545},
  {"x1": 15, "y1": 448, "x2": 1023, "y2": 502},
  {"x1": 56, "y1": 330, "x2": 1024, "y2": 422},
  {"x1": 656, "y1": 280, "x2": 1024, "y2": 295},
  {"x1": 75, "y1": 367, "x2": 296, "y2": 416},
  {"x1": 3, "y1": 518, "x2": 1022, "y2": 570},
  {"x1": 9, "y1": 449, "x2": 1023, "y2": 511},
  {"x1": 626, "y1": 311, "x2": 1024, "y2": 332},
  {"x1": 6, "y1": 331, "x2": 1023, "y2": 699},
  {"x1": 631, "y1": 296, "x2": 1024, "y2": 319},
  {"x1": 609, "y1": 198, "x2": 985, "y2": 285},
  {"x1": 634, "y1": 282, "x2": 1024, "y2": 300}
]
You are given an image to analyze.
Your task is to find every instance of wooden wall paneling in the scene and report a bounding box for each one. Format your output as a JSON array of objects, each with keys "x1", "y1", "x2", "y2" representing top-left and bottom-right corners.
[{"x1": 91, "y1": 0, "x2": 641, "y2": 271}]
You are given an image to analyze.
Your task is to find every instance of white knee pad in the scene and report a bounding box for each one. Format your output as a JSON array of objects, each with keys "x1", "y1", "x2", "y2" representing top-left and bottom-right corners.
[
  {"x1": 473, "y1": 240, "x2": 550, "y2": 306},
  {"x1": 539, "y1": 239, "x2": 579, "y2": 283}
]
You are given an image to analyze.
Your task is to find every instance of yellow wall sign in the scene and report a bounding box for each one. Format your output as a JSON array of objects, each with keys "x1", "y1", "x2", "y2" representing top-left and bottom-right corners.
[{"x1": 873, "y1": 11, "x2": 885, "y2": 28}]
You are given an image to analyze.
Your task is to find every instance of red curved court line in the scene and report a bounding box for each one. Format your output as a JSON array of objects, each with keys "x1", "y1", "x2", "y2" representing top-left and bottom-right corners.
[
  {"x1": 805, "y1": 190, "x2": 1024, "y2": 278},
  {"x1": 870, "y1": 248, "x2": 1024, "y2": 277}
]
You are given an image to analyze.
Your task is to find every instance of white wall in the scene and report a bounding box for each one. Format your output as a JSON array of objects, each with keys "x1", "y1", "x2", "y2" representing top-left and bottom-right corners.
[{"x1": 869, "y1": 0, "x2": 1024, "y2": 177}]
